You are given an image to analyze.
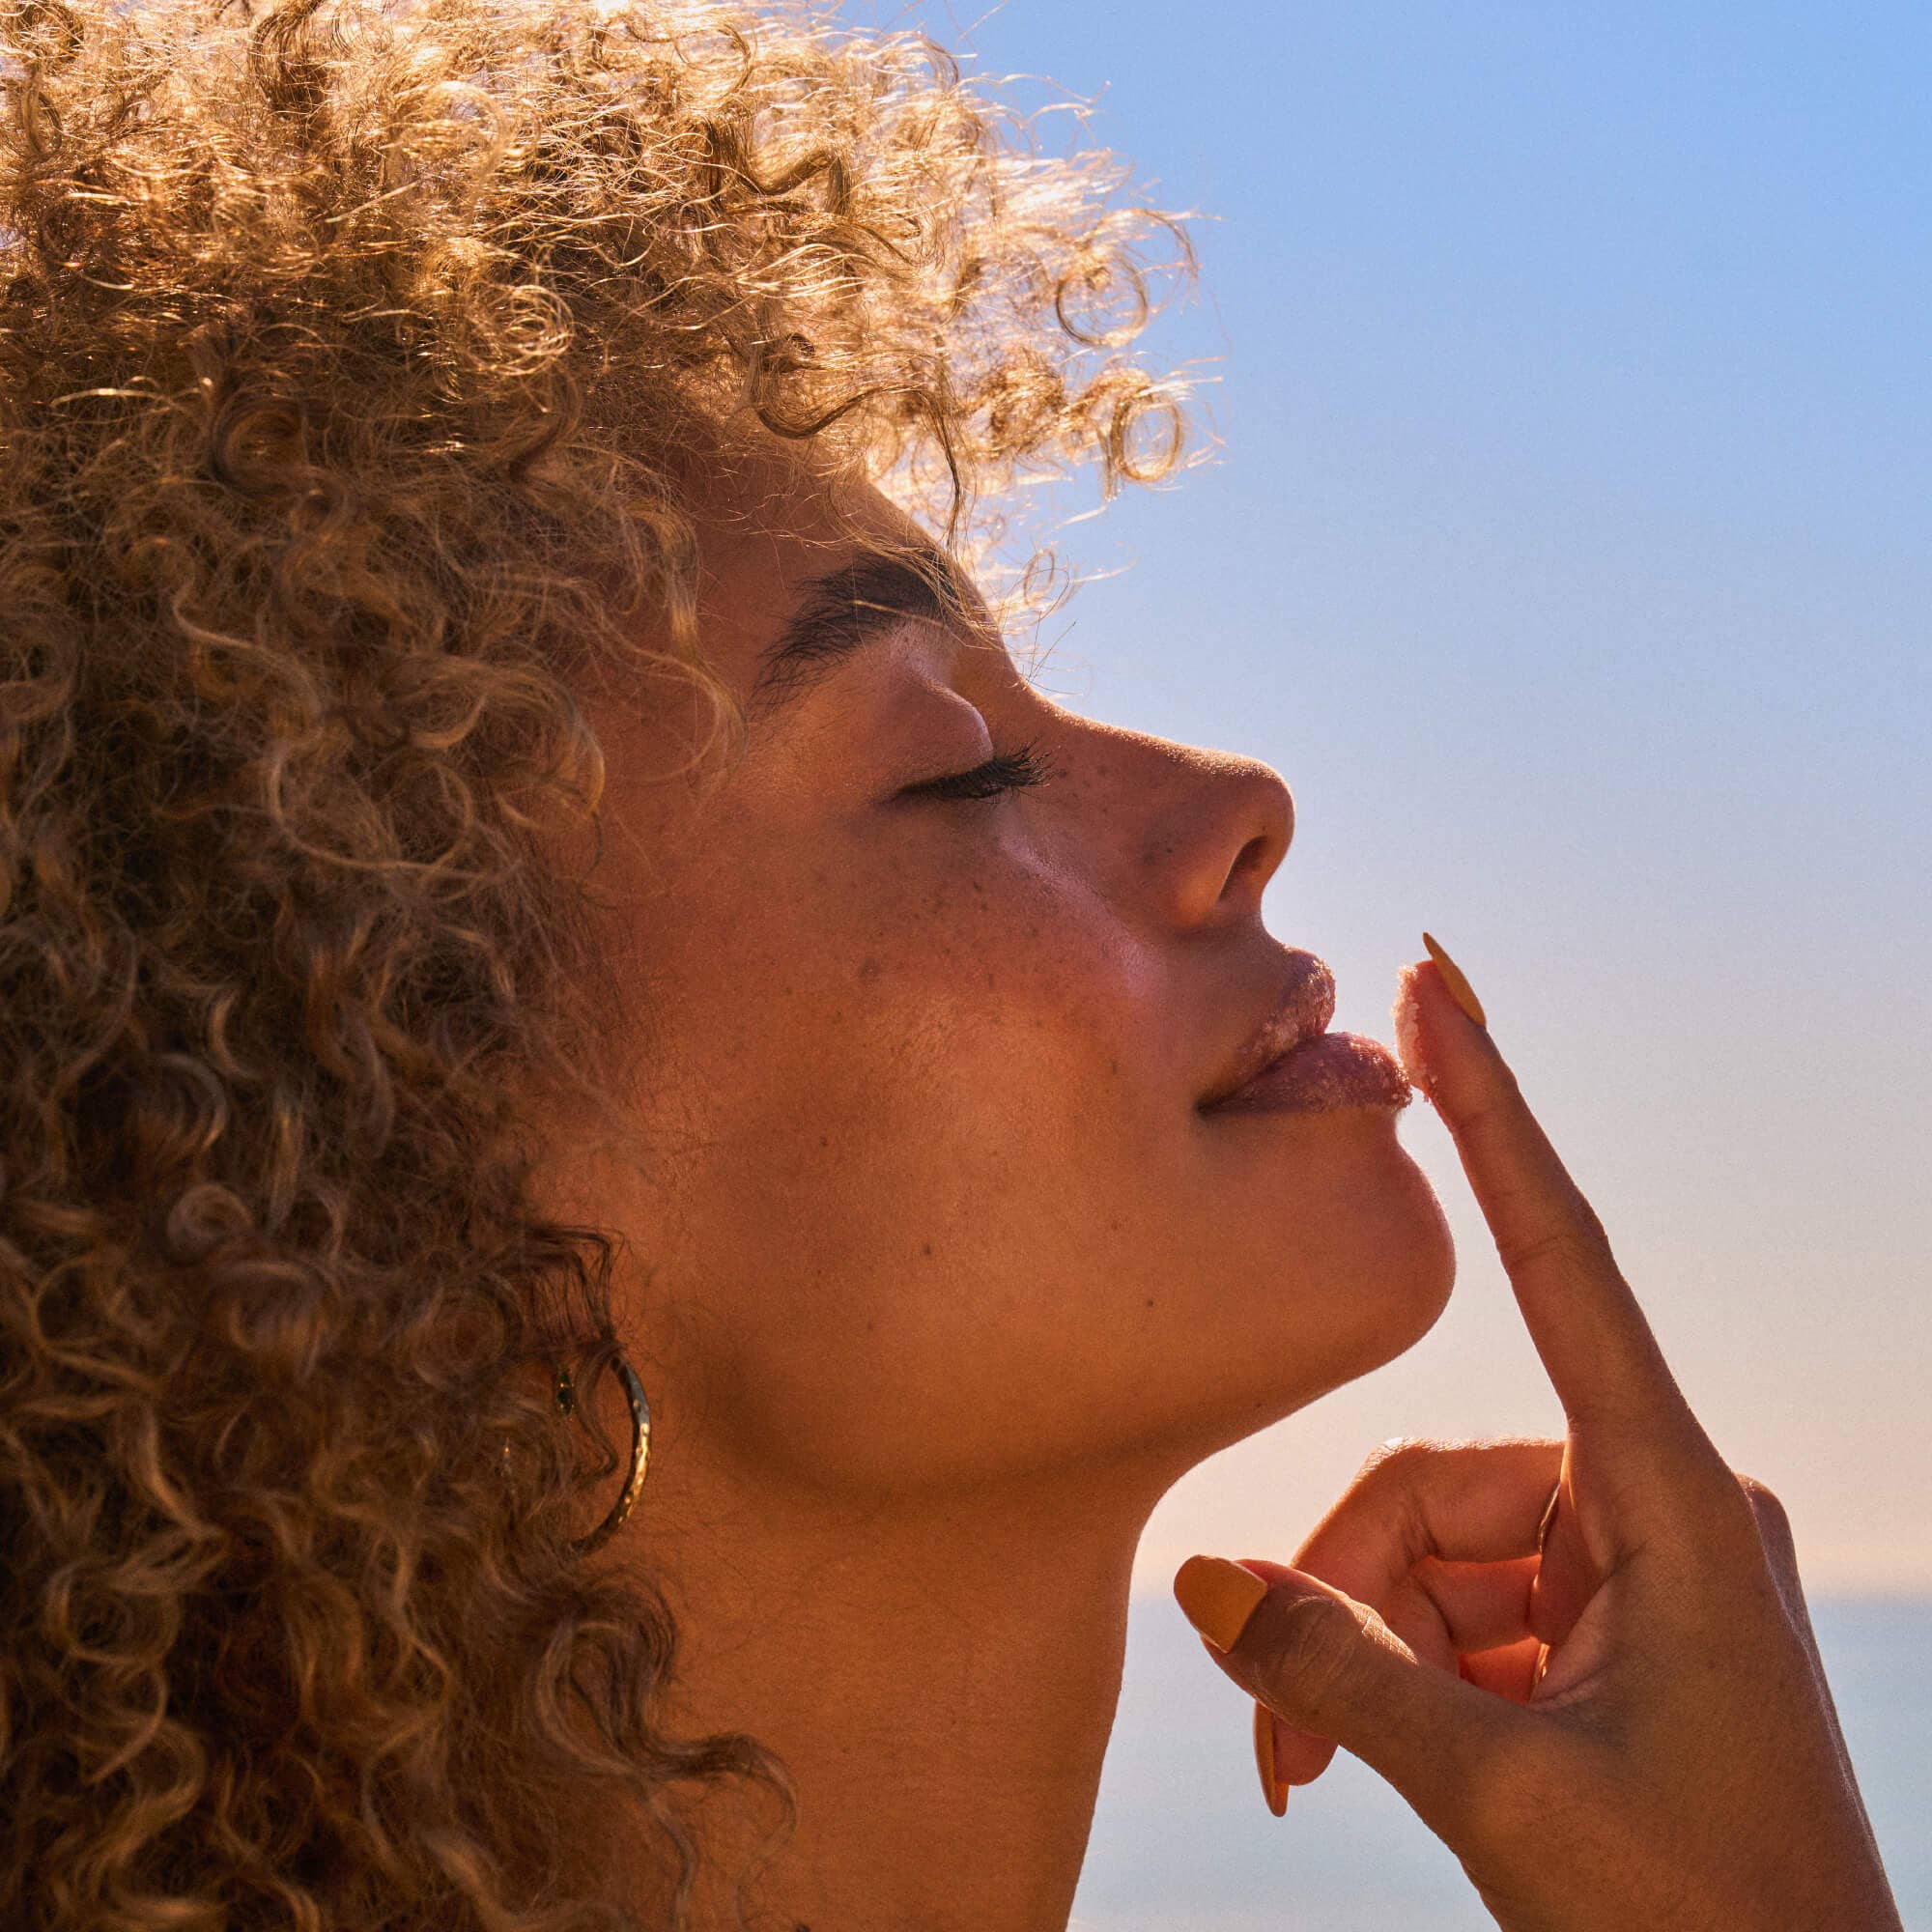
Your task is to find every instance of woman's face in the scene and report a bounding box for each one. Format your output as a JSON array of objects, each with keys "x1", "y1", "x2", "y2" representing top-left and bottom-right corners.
[{"x1": 547, "y1": 445, "x2": 1455, "y2": 1510}]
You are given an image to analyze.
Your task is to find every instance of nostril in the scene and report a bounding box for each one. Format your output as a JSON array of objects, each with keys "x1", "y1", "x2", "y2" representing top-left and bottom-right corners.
[{"x1": 1222, "y1": 831, "x2": 1274, "y2": 901}]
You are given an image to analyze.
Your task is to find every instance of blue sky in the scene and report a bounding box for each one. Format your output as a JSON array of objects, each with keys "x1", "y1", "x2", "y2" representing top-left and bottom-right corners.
[{"x1": 838, "y1": 0, "x2": 1932, "y2": 1592}]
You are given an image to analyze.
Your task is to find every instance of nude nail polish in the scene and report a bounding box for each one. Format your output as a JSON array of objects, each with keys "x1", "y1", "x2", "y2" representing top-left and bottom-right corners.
[
  {"x1": 1252, "y1": 1701, "x2": 1288, "y2": 1818},
  {"x1": 1421, "y1": 931, "x2": 1487, "y2": 1029}
]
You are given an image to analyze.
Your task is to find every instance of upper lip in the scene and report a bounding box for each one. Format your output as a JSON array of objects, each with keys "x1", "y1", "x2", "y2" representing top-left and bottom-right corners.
[{"x1": 1197, "y1": 950, "x2": 1337, "y2": 1111}]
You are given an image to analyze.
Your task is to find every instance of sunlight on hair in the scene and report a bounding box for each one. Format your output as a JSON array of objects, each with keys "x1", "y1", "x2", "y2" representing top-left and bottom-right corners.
[{"x1": 0, "y1": 0, "x2": 1198, "y2": 1925}]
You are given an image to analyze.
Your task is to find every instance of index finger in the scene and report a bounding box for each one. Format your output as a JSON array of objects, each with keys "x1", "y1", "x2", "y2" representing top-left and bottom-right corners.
[{"x1": 1394, "y1": 940, "x2": 1700, "y2": 1447}]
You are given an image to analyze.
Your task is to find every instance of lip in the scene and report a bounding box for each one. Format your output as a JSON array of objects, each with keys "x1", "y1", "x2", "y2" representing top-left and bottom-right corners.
[
  {"x1": 1203, "y1": 1030, "x2": 1412, "y2": 1116},
  {"x1": 1196, "y1": 951, "x2": 1338, "y2": 1112}
]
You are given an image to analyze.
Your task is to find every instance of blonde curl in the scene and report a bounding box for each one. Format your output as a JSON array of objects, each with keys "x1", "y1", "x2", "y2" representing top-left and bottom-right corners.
[{"x1": 0, "y1": 0, "x2": 1199, "y2": 1925}]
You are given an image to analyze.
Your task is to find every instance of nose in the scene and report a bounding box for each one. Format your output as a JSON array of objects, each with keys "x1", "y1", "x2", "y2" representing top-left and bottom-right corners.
[{"x1": 1134, "y1": 737, "x2": 1295, "y2": 930}]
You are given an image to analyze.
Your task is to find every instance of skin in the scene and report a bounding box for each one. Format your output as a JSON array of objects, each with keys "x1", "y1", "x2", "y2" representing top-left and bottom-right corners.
[
  {"x1": 530, "y1": 436, "x2": 1456, "y2": 1932},
  {"x1": 1188, "y1": 963, "x2": 1903, "y2": 1932},
  {"x1": 531, "y1": 437, "x2": 1901, "y2": 1928}
]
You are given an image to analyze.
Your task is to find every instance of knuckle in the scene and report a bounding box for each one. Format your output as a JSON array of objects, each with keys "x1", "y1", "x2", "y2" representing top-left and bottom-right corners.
[
  {"x1": 1734, "y1": 1471, "x2": 1787, "y2": 1523},
  {"x1": 1265, "y1": 1594, "x2": 1362, "y2": 1717},
  {"x1": 1654, "y1": 1451, "x2": 1769, "y2": 1567},
  {"x1": 1353, "y1": 1435, "x2": 1449, "y2": 1550},
  {"x1": 1454, "y1": 1086, "x2": 1520, "y2": 1143},
  {"x1": 1494, "y1": 1216, "x2": 1612, "y2": 1281},
  {"x1": 1357, "y1": 1435, "x2": 1440, "y2": 1486},
  {"x1": 1736, "y1": 1473, "x2": 1798, "y2": 1563}
]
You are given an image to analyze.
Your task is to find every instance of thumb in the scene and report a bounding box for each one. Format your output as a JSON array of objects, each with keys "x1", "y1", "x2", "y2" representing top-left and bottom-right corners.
[{"x1": 1173, "y1": 1554, "x2": 1529, "y2": 1844}]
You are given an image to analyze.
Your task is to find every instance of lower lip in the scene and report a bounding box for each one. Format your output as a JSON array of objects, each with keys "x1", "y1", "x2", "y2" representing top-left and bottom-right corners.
[{"x1": 1203, "y1": 1032, "x2": 1413, "y2": 1117}]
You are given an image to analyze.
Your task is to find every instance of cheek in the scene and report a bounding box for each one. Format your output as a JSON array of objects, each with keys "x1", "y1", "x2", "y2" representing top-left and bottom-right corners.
[
  {"x1": 755, "y1": 838, "x2": 1148, "y2": 1153},
  {"x1": 662, "y1": 859, "x2": 1168, "y2": 1481}
]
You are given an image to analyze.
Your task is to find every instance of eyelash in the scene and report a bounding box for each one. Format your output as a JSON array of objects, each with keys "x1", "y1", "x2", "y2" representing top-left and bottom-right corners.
[{"x1": 908, "y1": 737, "x2": 1060, "y2": 802}]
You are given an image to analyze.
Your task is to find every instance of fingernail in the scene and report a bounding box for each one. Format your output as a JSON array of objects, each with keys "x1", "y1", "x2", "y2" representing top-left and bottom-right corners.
[
  {"x1": 1173, "y1": 1554, "x2": 1268, "y2": 1653},
  {"x1": 1421, "y1": 931, "x2": 1487, "y2": 1029},
  {"x1": 1252, "y1": 1701, "x2": 1289, "y2": 1817}
]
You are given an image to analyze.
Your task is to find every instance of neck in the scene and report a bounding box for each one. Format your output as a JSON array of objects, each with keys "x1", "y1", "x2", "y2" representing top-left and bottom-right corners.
[{"x1": 619, "y1": 1457, "x2": 1157, "y2": 1932}]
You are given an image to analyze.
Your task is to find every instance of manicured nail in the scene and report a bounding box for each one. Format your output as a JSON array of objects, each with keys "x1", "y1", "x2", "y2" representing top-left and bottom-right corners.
[
  {"x1": 1253, "y1": 1700, "x2": 1289, "y2": 1817},
  {"x1": 1421, "y1": 931, "x2": 1487, "y2": 1029},
  {"x1": 1173, "y1": 1554, "x2": 1268, "y2": 1653}
]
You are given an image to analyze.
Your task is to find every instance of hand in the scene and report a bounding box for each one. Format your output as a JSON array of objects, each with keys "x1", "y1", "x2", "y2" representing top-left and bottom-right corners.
[{"x1": 1171, "y1": 944, "x2": 1903, "y2": 1932}]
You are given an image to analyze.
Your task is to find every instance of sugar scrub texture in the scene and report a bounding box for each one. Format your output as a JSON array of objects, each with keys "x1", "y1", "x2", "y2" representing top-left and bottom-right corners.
[{"x1": 1392, "y1": 963, "x2": 1433, "y2": 1099}]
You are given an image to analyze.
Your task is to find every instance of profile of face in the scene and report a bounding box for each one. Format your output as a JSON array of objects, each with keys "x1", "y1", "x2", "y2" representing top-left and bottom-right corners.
[{"x1": 541, "y1": 440, "x2": 1455, "y2": 1526}]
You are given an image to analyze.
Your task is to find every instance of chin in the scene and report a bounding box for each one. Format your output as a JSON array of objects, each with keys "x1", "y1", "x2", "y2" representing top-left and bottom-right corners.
[
  {"x1": 1344, "y1": 1142, "x2": 1457, "y2": 1374},
  {"x1": 1273, "y1": 1133, "x2": 1458, "y2": 1406}
]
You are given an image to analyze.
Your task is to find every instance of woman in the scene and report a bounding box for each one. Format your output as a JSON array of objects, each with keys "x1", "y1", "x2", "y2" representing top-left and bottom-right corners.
[{"x1": 0, "y1": 1, "x2": 1898, "y2": 1928}]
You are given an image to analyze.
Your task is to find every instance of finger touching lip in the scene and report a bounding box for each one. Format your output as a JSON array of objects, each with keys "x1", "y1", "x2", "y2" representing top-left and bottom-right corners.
[
  {"x1": 1391, "y1": 944, "x2": 1488, "y2": 1107},
  {"x1": 1392, "y1": 937, "x2": 1700, "y2": 1446}
]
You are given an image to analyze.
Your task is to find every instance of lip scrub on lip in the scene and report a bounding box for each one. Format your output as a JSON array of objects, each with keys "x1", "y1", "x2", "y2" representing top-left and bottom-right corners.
[{"x1": 1206, "y1": 1031, "x2": 1411, "y2": 1114}]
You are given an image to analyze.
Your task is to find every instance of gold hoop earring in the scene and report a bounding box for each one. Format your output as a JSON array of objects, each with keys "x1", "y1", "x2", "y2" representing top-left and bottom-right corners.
[{"x1": 554, "y1": 1351, "x2": 652, "y2": 1556}]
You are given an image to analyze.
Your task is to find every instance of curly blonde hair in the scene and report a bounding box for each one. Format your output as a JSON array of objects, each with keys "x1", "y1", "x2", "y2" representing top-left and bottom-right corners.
[{"x1": 0, "y1": 0, "x2": 1196, "y2": 1924}]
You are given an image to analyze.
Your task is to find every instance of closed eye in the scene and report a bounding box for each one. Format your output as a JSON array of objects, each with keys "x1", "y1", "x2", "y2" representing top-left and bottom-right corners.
[{"x1": 902, "y1": 739, "x2": 1060, "y2": 802}]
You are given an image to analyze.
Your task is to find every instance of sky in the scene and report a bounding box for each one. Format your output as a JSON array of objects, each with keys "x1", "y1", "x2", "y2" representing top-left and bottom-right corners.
[{"x1": 839, "y1": 0, "x2": 1932, "y2": 1595}]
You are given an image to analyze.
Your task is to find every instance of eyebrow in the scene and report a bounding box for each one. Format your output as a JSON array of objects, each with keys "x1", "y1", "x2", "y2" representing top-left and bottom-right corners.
[{"x1": 746, "y1": 546, "x2": 980, "y2": 724}]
